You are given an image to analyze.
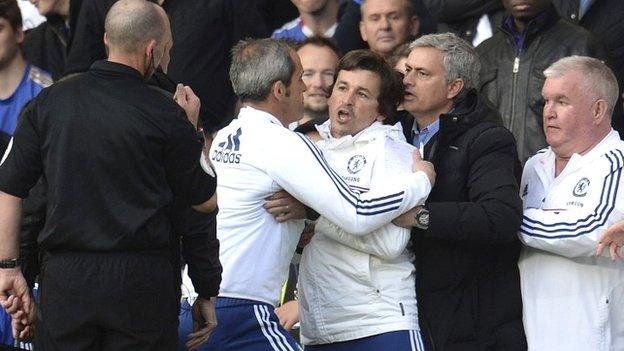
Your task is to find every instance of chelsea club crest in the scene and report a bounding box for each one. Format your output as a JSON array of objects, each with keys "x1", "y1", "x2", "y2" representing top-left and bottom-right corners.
[
  {"x1": 347, "y1": 155, "x2": 367, "y2": 174},
  {"x1": 573, "y1": 178, "x2": 590, "y2": 197}
]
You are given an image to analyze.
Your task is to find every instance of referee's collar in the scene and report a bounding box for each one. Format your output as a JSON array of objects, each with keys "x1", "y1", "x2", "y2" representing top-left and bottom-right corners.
[{"x1": 90, "y1": 60, "x2": 145, "y2": 80}]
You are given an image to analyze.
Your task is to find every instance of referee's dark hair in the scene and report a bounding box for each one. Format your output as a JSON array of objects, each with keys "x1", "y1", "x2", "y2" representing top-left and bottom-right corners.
[
  {"x1": 0, "y1": 0, "x2": 22, "y2": 31},
  {"x1": 334, "y1": 50, "x2": 404, "y2": 123}
]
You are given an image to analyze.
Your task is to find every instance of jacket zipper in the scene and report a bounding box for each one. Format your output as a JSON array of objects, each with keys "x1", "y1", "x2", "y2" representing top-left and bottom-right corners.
[{"x1": 509, "y1": 56, "x2": 520, "y2": 131}]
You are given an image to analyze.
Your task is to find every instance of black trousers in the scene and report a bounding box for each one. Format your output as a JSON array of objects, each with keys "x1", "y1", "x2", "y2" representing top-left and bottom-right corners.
[{"x1": 35, "y1": 252, "x2": 178, "y2": 351}]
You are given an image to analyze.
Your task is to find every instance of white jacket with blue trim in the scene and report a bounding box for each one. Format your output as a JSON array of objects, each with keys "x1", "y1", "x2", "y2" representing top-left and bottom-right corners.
[
  {"x1": 298, "y1": 121, "x2": 429, "y2": 345},
  {"x1": 518, "y1": 130, "x2": 624, "y2": 351},
  {"x1": 210, "y1": 107, "x2": 432, "y2": 306}
]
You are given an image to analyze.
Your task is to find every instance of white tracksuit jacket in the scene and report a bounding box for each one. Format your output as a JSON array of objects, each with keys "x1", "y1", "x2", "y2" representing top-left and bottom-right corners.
[
  {"x1": 210, "y1": 107, "x2": 431, "y2": 306},
  {"x1": 519, "y1": 130, "x2": 624, "y2": 351},
  {"x1": 298, "y1": 121, "x2": 429, "y2": 345}
]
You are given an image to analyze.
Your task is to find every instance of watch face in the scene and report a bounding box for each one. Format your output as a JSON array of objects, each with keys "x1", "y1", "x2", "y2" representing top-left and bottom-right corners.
[{"x1": 418, "y1": 212, "x2": 430, "y2": 226}]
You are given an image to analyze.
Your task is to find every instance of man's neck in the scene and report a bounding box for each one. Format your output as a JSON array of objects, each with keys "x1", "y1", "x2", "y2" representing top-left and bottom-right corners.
[
  {"x1": 412, "y1": 104, "x2": 452, "y2": 130},
  {"x1": 414, "y1": 114, "x2": 439, "y2": 131},
  {"x1": 554, "y1": 128, "x2": 611, "y2": 177},
  {"x1": 0, "y1": 55, "x2": 27, "y2": 100},
  {"x1": 300, "y1": 1, "x2": 339, "y2": 36},
  {"x1": 243, "y1": 101, "x2": 291, "y2": 127}
]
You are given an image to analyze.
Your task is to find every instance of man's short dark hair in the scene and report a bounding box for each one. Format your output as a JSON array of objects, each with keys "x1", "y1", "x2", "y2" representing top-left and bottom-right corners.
[
  {"x1": 0, "y1": 0, "x2": 22, "y2": 30},
  {"x1": 334, "y1": 50, "x2": 404, "y2": 121},
  {"x1": 296, "y1": 36, "x2": 342, "y2": 59},
  {"x1": 387, "y1": 42, "x2": 411, "y2": 69}
]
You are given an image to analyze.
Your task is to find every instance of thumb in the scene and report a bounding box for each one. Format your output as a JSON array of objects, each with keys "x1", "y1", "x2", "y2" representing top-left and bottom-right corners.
[
  {"x1": 174, "y1": 83, "x2": 184, "y2": 100},
  {"x1": 413, "y1": 149, "x2": 422, "y2": 161}
]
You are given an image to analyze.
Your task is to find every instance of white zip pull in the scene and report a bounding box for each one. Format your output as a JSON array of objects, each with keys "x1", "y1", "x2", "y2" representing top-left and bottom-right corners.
[{"x1": 513, "y1": 57, "x2": 520, "y2": 73}]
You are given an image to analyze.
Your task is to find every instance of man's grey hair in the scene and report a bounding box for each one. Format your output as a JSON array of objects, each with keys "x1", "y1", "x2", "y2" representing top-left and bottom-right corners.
[
  {"x1": 104, "y1": 0, "x2": 166, "y2": 54},
  {"x1": 230, "y1": 38, "x2": 296, "y2": 102},
  {"x1": 544, "y1": 56, "x2": 619, "y2": 115},
  {"x1": 409, "y1": 32, "x2": 481, "y2": 92}
]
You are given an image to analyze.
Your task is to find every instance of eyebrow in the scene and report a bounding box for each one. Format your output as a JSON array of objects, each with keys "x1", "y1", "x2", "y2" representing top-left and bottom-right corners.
[
  {"x1": 542, "y1": 93, "x2": 569, "y2": 101},
  {"x1": 335, "y1": 80, "x2": 373, "y2": 95}
]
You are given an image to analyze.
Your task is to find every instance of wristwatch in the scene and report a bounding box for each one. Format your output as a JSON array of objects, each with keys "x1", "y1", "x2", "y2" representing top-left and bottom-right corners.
[
  {"x1": 413, "y1": 208, "x2": 430, "y2": 230},
  {"x1": 0, "y1": 258, "x2": 21, "y2": 269}
]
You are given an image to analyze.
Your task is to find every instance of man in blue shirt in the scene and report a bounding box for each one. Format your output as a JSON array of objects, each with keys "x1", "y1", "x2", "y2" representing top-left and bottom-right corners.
[
  {"x1": 0, "y1": 0, "x2": 51, "y2": 137},
  {"x1": 0, "y1": 1, "x2": 50, "y2": 346},
  {"x1": 272, "y1": 0, "x2": 340, "y2": 42}
]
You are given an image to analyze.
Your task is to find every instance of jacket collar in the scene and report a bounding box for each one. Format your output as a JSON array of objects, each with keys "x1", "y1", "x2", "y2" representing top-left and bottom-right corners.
[
  {"x1": 316, "y1": 120, "x2": 405, "y2": 150},
  {"x1": 237, "y1": 106, "x2": 285, "y2": 127},
  {"x1": 436, "y1": 89, "x2": 500, "y2": 146},
  {"x1": 89, "y1": 60, "x2": 145, "y2": 81},
  {"x1": 536, "y1": 130, "x2": 621, "y2": 177}
]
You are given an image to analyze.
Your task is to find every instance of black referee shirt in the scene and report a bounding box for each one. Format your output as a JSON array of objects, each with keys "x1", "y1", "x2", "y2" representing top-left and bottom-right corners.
[{"x1": 0, "y1": 60, "x2": 215, "y2": 253}]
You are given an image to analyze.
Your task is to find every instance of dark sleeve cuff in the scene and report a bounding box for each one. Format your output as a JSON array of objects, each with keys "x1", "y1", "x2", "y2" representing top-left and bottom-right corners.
[{"x1": 177, "y1": 204, "x2": 222, "y2": 297}]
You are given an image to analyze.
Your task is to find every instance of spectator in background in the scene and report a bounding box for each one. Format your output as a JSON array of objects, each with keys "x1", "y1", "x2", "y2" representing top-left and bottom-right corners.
[
  {"x1": 293, "y1": 36, "x2": 340, "y2": 133},
  {"x1": 477, "y1": 0, "x2": 605, "y2": 163},
  {"x1": 423, "y1": 0, "x2": 505, "y2": 46},
  {"x1": 334, "y1": 0, "x2": 434, "y2": 54},
  {"x1": 272, "y1": 0, "x2": 341, "y2": 42},
  {"x1": 386, "y1": 43, "x2": 415, "y2": 140},
  {"x1": 0, "y1": 0, "x2": 49, "y2": 346},
  {"x1": 395, "y1": 33, "x2": 526, "y2": 350},
  {"x1": 551, "y1": 0, "x2": 624, "y2": 134},
  {"x1": 359, "y1": 0, "x2": 420, "y2": 60},
  {"x1": 0, "y1": 0, "x2": 51, "y2": 137},
  {"x1": 388, "y1": 42, "x2": 411, "y2": 74},
  {"x1": 518, "y1": 56, "x2": 623, "y2": 350},
  {"x1": 22, "y1": 0, "x2": 79, "y2": 81}
]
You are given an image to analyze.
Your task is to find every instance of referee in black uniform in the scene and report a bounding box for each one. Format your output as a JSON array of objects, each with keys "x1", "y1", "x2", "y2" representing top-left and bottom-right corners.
[{"x1": 0, "y1": 0, "x2": 217, "y2": 349}]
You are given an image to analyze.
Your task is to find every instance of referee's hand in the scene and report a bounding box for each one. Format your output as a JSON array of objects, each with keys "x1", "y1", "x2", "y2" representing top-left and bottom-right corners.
[
  {"x1": 187, "y1": 297, "x2": 217, "y2": 350},
  {"x1": 0, "y1": 269, "x2": 32, "y2": 320},
  {"x1": 174, "y1": 84, "x2": 201, "y2": 129}
]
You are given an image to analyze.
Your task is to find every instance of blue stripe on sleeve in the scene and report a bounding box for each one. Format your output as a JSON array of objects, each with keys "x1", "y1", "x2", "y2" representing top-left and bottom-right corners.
[
  {"x1": 294, "y1": 133, "x2": 406, "y2": 215},
  {"x1": 520, "y1": 150, "x2": 623, "y2": 239}
]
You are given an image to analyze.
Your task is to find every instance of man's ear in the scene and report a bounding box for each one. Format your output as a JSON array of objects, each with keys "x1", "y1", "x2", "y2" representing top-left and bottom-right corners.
[
  {"x1": 446, "y1": 79, "x2": 464, "y2": 100},
  {"x1": 592, "y1": 99, "x2": 609, "y2": 125},
  {"x1": 145, "y1": 39, "x2": 157, "y2": 58},
  {"x1": 271, "y1": 80, "x2": 286, "y2": 101},
  {"x1": 15, "y1": 27, "x2": 24, "y2": 45}
]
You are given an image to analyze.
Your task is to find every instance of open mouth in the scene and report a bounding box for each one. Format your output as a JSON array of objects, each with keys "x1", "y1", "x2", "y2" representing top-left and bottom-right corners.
[{"x1": 336, "y1": 109, "x2": 352, "y2": 122}]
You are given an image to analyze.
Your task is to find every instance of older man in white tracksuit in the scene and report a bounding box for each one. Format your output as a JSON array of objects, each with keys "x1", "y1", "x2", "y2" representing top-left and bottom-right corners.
[
  {"x1": 298, "y1": 50, "x2": 431, "y2": 351},
  {"x1": 518, "y1": 56, "x2": 624, "y2": 351}
]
